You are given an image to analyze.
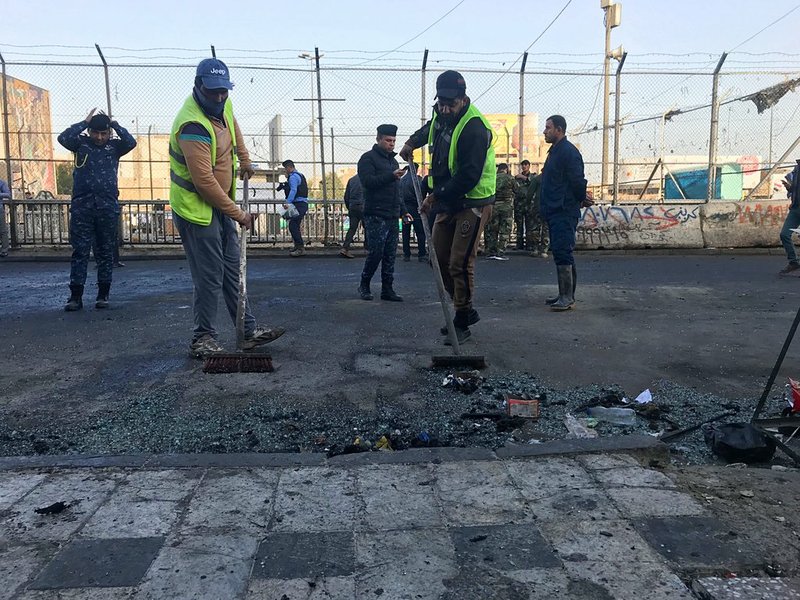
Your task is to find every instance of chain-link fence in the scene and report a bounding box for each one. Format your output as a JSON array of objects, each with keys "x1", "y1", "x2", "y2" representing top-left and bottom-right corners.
[{"x1": 1, "y1": 47, "x2": 799, "y2": 246}]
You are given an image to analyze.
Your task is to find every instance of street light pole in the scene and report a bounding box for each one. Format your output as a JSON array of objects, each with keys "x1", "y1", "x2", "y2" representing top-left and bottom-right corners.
[{"x1": 600, "y1": 1, "x2": 622, "y2": 201}]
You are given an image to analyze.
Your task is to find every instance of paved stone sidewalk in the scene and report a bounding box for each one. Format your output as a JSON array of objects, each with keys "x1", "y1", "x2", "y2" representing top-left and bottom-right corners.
[{"x1": 0, "y1": 450, "x2": 768, "y2": 599}]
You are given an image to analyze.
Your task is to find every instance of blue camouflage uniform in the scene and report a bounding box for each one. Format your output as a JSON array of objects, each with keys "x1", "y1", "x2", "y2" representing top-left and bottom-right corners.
[{"x1": 57, "y1": 121, "x2": 136, "y2": 286}]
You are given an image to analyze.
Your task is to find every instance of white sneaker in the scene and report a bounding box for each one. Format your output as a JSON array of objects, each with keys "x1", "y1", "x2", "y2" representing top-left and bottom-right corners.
[
  {"x1": 189, "y1": 335, "x2": 225, "y2": 359},
  {"x1": 495, "y1": 255, "x2": 509, "y2": 261}
]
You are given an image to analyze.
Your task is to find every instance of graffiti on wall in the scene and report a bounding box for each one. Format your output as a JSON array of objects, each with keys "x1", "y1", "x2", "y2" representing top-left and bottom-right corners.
[{"x1": 577, "y1": 204, "x2": 701, "y2": 246}]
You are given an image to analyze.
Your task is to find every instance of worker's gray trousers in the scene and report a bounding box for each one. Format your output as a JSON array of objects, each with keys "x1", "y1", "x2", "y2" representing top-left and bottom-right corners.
[{"x1": 174, "y1": 208, "x2": 256, "y2": 342}]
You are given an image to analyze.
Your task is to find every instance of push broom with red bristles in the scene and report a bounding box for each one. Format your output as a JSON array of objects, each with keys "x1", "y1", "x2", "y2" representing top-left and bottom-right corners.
[{"x1": 203, "y1": 174, "x2": 274, "y2": 373}]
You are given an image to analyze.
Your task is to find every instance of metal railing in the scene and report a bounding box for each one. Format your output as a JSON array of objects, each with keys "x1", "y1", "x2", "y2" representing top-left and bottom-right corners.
[{"x1": 5, "y1": 199, "x2": 364, "y2": 247}]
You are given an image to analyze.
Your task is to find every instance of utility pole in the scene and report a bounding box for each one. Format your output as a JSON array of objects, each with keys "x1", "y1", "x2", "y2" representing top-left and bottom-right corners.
[{"x1": 600, "y1": 0, "x2": 622, "y2": 201}]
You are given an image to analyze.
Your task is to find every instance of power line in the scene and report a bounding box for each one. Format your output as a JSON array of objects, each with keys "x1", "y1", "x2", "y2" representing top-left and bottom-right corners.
[
  {"x1": 473, "y1": 0, "x2": 573, "y2": 102},
  {"x1": 729, "y1": 3, "x2": 800, "y2": 51},
  {"x1": 352, "y1": 0, "x2": 466, "y2": 67}
]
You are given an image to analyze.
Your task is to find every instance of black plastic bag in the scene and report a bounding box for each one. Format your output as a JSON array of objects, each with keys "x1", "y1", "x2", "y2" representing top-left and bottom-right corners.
[{"x1": 704, "y1": 422, "x2": 776, "y2": 463}]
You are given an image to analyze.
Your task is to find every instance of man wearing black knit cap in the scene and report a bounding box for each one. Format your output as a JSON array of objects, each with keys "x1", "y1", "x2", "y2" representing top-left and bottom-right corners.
[
  {"x1": 399, "y1": 70, "x2": 496, "y2": 344},
  {"x1": 357, "y1": 124, "x2": 412, "y2": 301},
  {"x1": 58, "y1": 108, "x2": 136, "y2": 311}
]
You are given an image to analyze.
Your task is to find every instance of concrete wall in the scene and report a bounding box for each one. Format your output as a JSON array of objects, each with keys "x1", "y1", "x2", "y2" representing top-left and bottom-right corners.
[{"x1": 574, "y1": 200, "x2": 788, "y2": 250}]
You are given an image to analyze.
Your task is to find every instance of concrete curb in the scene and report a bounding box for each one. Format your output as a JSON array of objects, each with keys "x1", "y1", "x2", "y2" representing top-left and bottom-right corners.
[{"x1": 0, "y1": 435, "x2": 667, "y2": 471}]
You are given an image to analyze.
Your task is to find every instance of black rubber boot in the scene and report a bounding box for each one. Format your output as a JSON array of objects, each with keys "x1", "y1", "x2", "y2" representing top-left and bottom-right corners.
[
  {"x1": 380, "y1": 286, "x2": 403, "y2": 302},
  {"x1": 64, "y1": 284, "x2": 84, "y2": 312},
  {"x1": 546, "y1": 264, "x2": 577, "y2": 305},
  {"x1": 95, "y1": 282, "x2": 111, "y2": 309},
  {"x1": 550, "y1": 265, "x2": 575, "y2": 311},
  {"x1": 358, "y1": 278, "x2": 373, "y2": 301}
]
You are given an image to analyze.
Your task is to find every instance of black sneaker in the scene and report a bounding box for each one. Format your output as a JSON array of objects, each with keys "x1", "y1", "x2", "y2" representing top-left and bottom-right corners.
[
  {"x1": 780, "y1": 262, "x2": 800, "y2": 275},
  {"x1": 358, "y1": 284, "x2": 373, "y2": 301}
]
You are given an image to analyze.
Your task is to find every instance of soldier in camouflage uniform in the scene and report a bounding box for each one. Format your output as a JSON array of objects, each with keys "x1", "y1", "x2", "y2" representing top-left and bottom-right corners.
[
  {"x1": 513, "y1": 160, "x2": 533, "y2": 249},
  {"x1": 58, "y1": 109, "x2": 136, "y2": 311},
  {"x1": 484, "y1": 163, "x2": 517, "y2": 260},
  {"x1": 527, "y1": 172, "x2": 549, "y2": 257}
]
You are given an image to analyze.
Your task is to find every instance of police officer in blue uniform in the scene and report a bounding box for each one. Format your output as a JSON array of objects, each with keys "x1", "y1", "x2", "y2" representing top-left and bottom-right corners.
[
  {"x1": 357, "y1": 124, "x2": 412, "y2": 301},
  {"x1": 58, "y1": 109, "x2": 136, "y2": 311}
]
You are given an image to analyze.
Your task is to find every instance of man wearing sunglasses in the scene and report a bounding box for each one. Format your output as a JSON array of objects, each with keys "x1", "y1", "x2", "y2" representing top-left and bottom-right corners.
[{"x1": 400, "y1": 70, "x2": 496, "y2": 344}]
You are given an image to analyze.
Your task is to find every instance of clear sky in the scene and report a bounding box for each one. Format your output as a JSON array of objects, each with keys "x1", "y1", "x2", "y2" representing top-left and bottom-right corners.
[
  {"x1": 2, "y1": 0, "x2": 799, "y2": 63},
  {"x1": 2, "y1": 0, "x2": 799, "y2": 178}
]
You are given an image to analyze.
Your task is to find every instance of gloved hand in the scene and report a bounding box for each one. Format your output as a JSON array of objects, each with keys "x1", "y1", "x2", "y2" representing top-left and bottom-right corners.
[{"x1": 276, "y1": 182, "x2": 287, "y2": 192}]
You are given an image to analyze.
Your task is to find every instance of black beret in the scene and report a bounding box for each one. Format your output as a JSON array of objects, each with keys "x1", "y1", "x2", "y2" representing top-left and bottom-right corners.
[
  {"x1": 88, "y1": 114, "x2": 111, "y2": 131},
  {"x1": 377, "y1": 124, "x2": 397, "y2": 137}
]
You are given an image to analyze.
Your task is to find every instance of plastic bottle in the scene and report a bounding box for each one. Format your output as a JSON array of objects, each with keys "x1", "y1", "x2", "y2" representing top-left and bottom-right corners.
[{"x1": 585, "y1": 406, "x2": 636, "y2": 425}]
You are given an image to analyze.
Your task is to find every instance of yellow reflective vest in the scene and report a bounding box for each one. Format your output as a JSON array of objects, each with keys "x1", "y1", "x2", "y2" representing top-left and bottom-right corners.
[
  {"x1": 427, "y1": 103, "x2": 496, "y2": 200},
  {"x1": 169, "y1": 96, "x2": 238, "y2": 226}
]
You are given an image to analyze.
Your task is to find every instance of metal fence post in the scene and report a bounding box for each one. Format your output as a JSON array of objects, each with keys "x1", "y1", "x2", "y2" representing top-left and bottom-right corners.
[
  {"x1": 1, "y1": 52, "x2": 18, "y2": 248},
  {"x1": 518, "y1": 52, "x2": 528, "y2": 167},
  {"x1": 95, "y1": 44, "x2": 112, "y2": 118},
  {"x1": 314, "y1": 47, "x2": 329, "y2": 245},
  {"x1": 420, "y1": 49, "x2": 428, "y2": 171},
  {"x1": 612, "y1": 52, "x2": 627, "y2": 205},
  {"x1": 706, "y1": 52, "x2": 727, "y2": 202}
]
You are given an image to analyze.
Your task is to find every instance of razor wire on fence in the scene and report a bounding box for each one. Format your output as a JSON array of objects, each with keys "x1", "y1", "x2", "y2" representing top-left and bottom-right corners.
[{"x1": 1, "y1": 45, "x2": 799, "y2": 246}]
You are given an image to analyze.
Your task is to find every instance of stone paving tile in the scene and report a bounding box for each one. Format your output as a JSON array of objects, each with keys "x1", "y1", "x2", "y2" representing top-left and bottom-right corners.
[
  {"x1": 505, "y1": 457, "x2": 597, "y2": 500},
  {"x1": 562, "y1": 560, "x2": 694, "y2": 600},
  {"x1": 355, "y1": 528, "x2": 457, "y2": 600},
  {"x1": 356, "y1": 463, "x2": 442, "y2": 531},
  {"x1": 252, "y1": 531, "x2": 354, "y2": 579},
  {"x1": 538, "y1": 518, "x2": 665, "y2": 565},
  {"x1": 505, "y1": 568, "x2": 572, "y2": 599},
  {"x1": 19, "y1": 589, "x2": 137, "y2": 599},
  {"x1": 578, "y1": 454, "x2": 640, "y2": 470},
  {"x1": 2, "y1": 472, "x2": 120, "y2": 542},
  {"x1": 692, "y1": 576, "x2": 800, "y2": 599},
  {"x1": 245, "y1": 577, "x2": 355, "y2": 600},
  {"x1": 606, "y1": 487, "x2": 706, "y2": 518},
  {"x1": 439, "y1": 566, "x2": 542, "y2": 599},
  {"x1": 529, "y1": 486, "x2": 621, "y2": 522},
  {"x1": 272, "y1": 467, "x2": 357, "y2": 532},
  {"x1": 594, "y1": 466, "x2": 676, "y2": 489},
  {"x1": 30, "y1": 537, "x2": 164, "y2": 589},
  {"x1": 116, "y1": 469, "x2": 202, "y2": 501},
  {"x1": 79, "y1": 499, "x2": 181, "y2": 539},
  {"x1": 132, "y1": 534, "x2": 257, "y2": 600},
  {"x1": 450, "y1": 524, "x2": 561, "y2": 570},
  {"x1": 0, "y1": 544, "x2": 58, "y2": 600},
  {"x1": 635, "y1": 515, "x2": 763, "y2": 570},
  {"x1": 435, "y1": 461, "x2": 532, "y2": 526},
  {"x1": 179, "y1": 468, "x2": 278, "y2": 535},
  {"x1": 0, "y1": 472, "x2": 47, "y2": 510}
]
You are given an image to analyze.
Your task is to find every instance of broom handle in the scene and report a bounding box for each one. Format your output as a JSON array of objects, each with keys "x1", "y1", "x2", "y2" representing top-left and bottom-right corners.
[
  {"x1": 408, "y1": 162, "x2": 461, "y2": 356},
  {"x1": 236, "y1": 174, "x2": 249, "y2": 351}
]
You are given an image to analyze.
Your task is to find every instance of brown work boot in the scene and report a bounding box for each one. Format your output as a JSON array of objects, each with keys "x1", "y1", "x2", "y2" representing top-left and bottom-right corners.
[
  {"x1": 779, "y1": 262, "x2": 800, "y2": 275},
  {"x1": 340, "y1": 248, "x2": 354, "y2": 259}
]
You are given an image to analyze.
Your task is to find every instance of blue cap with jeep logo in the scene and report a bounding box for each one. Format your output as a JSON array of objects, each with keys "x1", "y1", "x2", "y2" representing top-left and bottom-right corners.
[{"x1": 196, "y1": 58, "x2": 234, "y2": 90}]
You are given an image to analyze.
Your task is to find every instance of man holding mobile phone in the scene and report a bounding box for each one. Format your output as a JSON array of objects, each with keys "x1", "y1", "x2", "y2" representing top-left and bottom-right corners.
[{"x1": 356, "y1": 124, "x2": 413, "y2": 301}]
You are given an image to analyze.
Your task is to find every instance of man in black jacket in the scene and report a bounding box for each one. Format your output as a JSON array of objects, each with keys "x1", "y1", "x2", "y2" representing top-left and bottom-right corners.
[{"x1": 357, "y1": 124, "x2": 412, "y2": 301}]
